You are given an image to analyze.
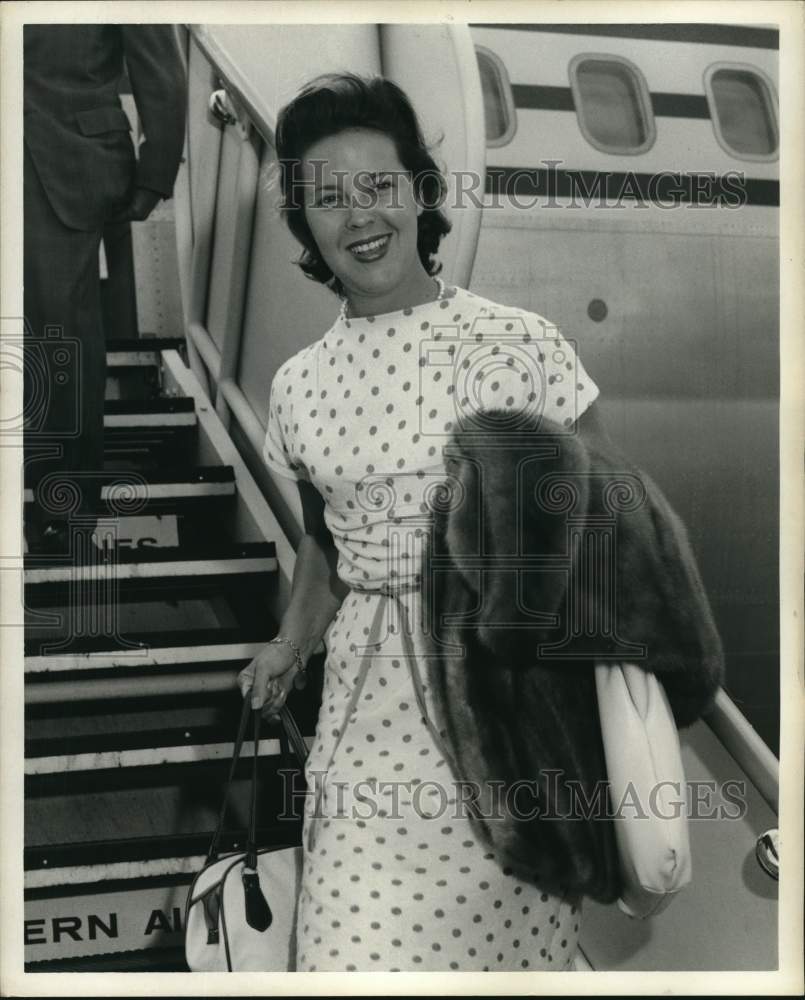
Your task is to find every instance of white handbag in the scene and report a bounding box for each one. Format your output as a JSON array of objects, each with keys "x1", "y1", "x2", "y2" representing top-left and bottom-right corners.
[
  {"x1": 185, "y1": 702, "x2": 307, "y2": 971},
  {"x1": 594, "y1": 662, "x2": 692, "y2": 919}
]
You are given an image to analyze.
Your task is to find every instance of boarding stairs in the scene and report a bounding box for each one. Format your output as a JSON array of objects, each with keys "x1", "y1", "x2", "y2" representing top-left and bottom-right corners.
[{"x1": 23, "y1": 339, "x2": 315, "y2": 972}]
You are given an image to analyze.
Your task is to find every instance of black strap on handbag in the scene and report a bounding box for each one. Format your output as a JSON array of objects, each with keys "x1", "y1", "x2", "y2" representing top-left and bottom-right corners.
[
  {"x1": 203, "y1": 700, "x2": 308, "y2": 935},
  {"x1": 207, "y1": 700, "x2": 308, "y2": 864}
]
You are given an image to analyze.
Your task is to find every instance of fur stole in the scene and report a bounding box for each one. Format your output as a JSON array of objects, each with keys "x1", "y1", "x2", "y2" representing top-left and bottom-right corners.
[{"x1": 422, "y1": 411, "x2": 725, "y2": 903}]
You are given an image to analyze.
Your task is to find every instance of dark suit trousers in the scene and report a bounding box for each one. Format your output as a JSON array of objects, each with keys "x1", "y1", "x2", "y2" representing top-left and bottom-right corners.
[{"x1": 24, "y1": 145, "x2": 105, "y2": 529}]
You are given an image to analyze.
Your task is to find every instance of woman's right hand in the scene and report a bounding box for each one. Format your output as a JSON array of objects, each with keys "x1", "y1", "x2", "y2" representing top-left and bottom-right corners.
[{"x1": 237, "y1": 641, "x2": 301, "y2": 715}]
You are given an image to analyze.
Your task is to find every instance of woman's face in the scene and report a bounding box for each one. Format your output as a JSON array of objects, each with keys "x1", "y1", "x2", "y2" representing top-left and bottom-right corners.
[{"x1": 300, "y1": 127, "x2": 434, "y2": 316}]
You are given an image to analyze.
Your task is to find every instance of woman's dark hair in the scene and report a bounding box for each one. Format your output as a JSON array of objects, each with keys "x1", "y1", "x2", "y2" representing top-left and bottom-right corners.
[{"x1": 274, "y1": 72, "x2": 452, "y2": 295}]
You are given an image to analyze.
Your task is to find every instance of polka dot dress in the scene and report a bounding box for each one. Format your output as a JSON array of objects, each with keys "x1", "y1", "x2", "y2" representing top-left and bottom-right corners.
[{"x1": 262, "y1": 286, "x2": 598, "y2": 971}]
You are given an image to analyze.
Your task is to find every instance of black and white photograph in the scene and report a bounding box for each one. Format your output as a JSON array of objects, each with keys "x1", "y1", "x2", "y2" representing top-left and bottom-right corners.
[{"x1": 1, "y1": 0, "x2": 802, "y2": 994}]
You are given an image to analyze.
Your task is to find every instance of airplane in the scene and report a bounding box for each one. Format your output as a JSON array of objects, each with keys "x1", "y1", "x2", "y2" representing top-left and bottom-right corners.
[{"x1": 21, "y1": 20, "x2": 782, "y2": 974}]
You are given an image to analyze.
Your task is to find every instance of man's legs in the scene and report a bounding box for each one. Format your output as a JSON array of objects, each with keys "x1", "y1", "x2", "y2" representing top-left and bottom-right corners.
[{"x1": 24, "y1": 145, "x2": 106, "y2": 544}]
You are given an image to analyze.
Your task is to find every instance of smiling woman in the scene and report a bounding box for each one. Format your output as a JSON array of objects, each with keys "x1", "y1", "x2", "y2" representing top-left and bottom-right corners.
[
  {"x1": 238, "y1": 71, "x2": 603, "y2": 973},
  {"x1": 301, "y1": 128, "x2": 435, "y2": 316},
  {"x1": 274, "y1": 73, "x2": 451, "y2": 310}
]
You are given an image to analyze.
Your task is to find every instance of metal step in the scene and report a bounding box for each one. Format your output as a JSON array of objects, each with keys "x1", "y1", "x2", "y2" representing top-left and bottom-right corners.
[
  {"x1": 103, "y1": 340, "x2": 186, "y2": 407},
  {"x1": 26, "y1": 948, "x2": 190, "y2": 974},
  {"x1": 24, "y1": 662, "x2": 317, "y2": 824},
  {"x1": 23, "y1": 948, "x2": 191, "y2": 973},
  {"x1": 25, "y1": 637, "x2": 268, "y2": 705},
  {"x1": 25, "y1": 688, "x2": 309, "y2": 835},
  {"x1": 105, "y1": 338, "x2": 185, "y2": 368},
  {"x1": 23, "y1": 632, "x2": 330, "y2": 715},
  {"x1": 103, "y1": 398, "x2": 196, "y2": 463},
  {"x1": 24, "y1": 625, "x2": 270, "y2": 658},
  {"x1": 24, "y1": 466, "x2": 236, "y2": 517},
  {"x1": 23, "y1": 541, "x2": 277, "y2": 608},
  {"x1": 24, "y1": 633, "x2": 323, "y2": 720},
  {"x1": 103, "y1": 397, "x2": 195, "y2": 429},
  {"x1": 25, "y1": 826, "x2": 300, "y2": 881},
  {"x1": 25, "y1": 724, "x2": 302, "y2": 778},
  {"x1": 25, "y1": 635, "x2": 266, "y2": 677},
  {"x1": 24, "y1": 641, "x2": 323, "y2": 744}
]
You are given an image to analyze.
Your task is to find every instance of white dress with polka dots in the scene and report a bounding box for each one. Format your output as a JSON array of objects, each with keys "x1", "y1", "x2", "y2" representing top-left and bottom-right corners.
[{"x1": 262, "y1": 285, "x2": 599, "y2": 972}]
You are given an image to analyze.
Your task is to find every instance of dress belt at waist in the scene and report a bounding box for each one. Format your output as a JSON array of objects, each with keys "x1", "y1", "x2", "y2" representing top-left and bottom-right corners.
[{"x1": 348, "y1": 580, "x2": 422, "y2": 598}]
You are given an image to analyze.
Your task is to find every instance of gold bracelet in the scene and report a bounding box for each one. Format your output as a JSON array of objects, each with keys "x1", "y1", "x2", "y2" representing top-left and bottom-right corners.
[{"x1": 269, "y1": 635, "x2": 306, "y2": 687}]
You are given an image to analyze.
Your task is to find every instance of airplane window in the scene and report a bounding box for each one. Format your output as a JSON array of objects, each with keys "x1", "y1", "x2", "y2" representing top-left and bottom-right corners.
[
  {"x1": 475, "y1": 47, "x2": 515, "y2": 146},
  {"x1": 571, "y1": 57, "x2": 655, "y2": 154},
  {"x1": 710, "y1": 69, "x2": 778, "y2": 157}
]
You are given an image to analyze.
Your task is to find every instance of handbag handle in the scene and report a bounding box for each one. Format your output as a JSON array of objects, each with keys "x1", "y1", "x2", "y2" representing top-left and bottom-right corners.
[{"x1": 206, "y1": 699, "x2": 308, "y2": 865}]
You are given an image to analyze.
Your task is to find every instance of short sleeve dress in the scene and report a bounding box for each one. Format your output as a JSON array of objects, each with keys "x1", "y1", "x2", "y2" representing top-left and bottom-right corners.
[{"x1": 263, "y1": 284, "x2": 599, "y2": 972}]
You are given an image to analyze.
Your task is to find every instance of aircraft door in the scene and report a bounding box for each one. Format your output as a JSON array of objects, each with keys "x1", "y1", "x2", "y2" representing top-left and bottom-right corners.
[{"x1": 379, "y1": 24, "x2": 486, "y2": 289}]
